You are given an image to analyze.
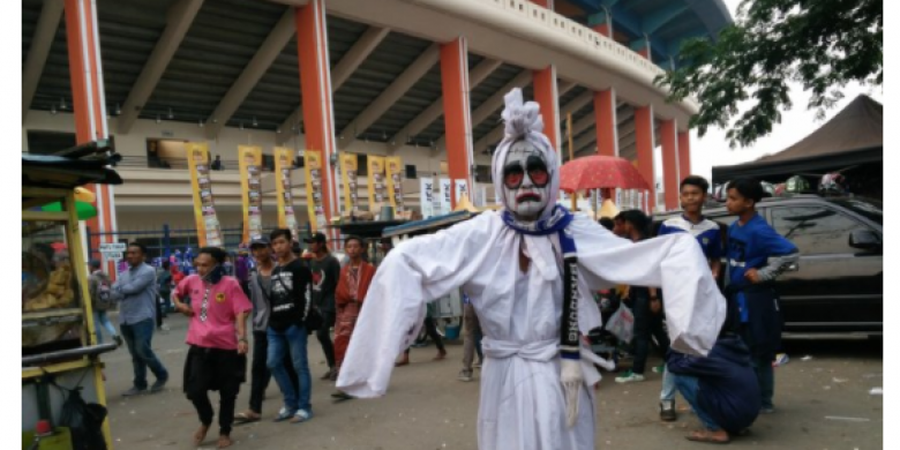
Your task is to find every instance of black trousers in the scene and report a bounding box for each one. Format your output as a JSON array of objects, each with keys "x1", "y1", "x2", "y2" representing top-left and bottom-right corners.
[
  {"x1": 183, "y1": 346, "x2": 245, "y2": 436},
  {"x1": 631, "y1": 294, "x2": 670, "y2": 374},
  {"x1": 155, "y1": 293, "x2": 168, "y2": 329},
  {"x1": 405, "y1": 317, "x2": 445, "y2": 354},
  {"x1": 249, "y1": 330, "x2": 298, "y2": 413},
  {"x1": 315, "y1": 309, "x2": 337, "y2": 369}
]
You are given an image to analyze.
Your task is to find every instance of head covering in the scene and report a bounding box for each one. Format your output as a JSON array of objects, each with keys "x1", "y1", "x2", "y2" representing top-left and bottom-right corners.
[
  {"x1": 303, "y1": 232, "x2": 327, "y2": 244},
  {"x1": 491, "y1": 88, "x2": 560, "y2": 222},
  {"x1": 249, "y1": 236, "x2": 270, "y2": 248}
]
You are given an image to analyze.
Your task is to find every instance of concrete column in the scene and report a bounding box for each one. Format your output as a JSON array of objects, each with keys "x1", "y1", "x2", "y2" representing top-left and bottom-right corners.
[
  {"x1": 295, "y1": 0, "x2": 339, "y2": 239},
  {"x1": 593, "y1": 89, "x2": 618, "y2": 156},
  {"x1": 660, "y1": 119, "x2": 679, "y2": 211},
  {"x1": 634, "y1": 105, "x2": 656, "y2": 211},
  {"x1": 678, "y1": 130, "x2": 692, "y2": 180},
  {"x1": 439, "y1": 37, "x2": 474, "y2": 208},
  {"x1": 533, "y1": 66, "x2": 561, "y2": 152}
]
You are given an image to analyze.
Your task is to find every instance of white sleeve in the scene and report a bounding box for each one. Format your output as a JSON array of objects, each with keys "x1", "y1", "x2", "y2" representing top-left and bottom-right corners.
[
  {"x1": 336, "y1": 213, "x2": 498, "y2": 397},
  {"x1": 570, "y1": 216, "x2": 726, "y2": 357}
]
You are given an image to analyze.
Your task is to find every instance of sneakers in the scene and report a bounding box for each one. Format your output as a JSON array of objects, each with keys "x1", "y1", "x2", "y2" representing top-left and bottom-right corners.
[
  {"x1": 331, "y1": 391, "x2": 353, "y2": 400},
  {"x1": 274, "y1": 407, "x2": 296, "y2": 422},
  {"x1": 149, "y1": 377, "x2": 168, "y2": 393},
  {"x1": 652, "y1": 364, "x2": 666, "y2": 374},
  {"x1": 290, "y1": 409, "x2": 313, "y2": 424},
  {"x1": 458, "y1": 369, "x2": 474, "y2": 382},
  {"x1": 113, "y1": 335, "x2": 123, "y2": 347},
  {"x1": 473, "y1": 360, "x2": 482, "y2": 369},
  {"x1": 760, "y1": 406, "x2": 776, "y2": 414},
  {"x1": 659, "y1": 400, "x2": 677, "y2": 422},
  {"x1": 122, "y1": 386, "x2": 148, "y2": 397},
  {"x1": 614, "y1": 370, "x2": 645, "y2": 384}
]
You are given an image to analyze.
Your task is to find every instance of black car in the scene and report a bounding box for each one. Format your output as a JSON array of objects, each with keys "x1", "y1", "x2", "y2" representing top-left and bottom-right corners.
[{"x1": 653, "y1": 195, "x2": 883, "y2": 334}]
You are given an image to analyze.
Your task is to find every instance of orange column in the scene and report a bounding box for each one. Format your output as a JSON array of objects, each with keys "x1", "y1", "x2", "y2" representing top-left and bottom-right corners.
[
  {"x1": 660, "y1": 119, "x2": 679, "y2": 211},
  {"x1": 296, "y1": 0, "x2": 339, "y2": 242},
  {"x1": 634, "y1": 105, "x2": 656, "y2": 212},
  {"x1": 588, "y1": 11, "x2": 612, "y2": 37},
  {"x1": 440, "y1": 37, "x2": 474, "y2": 208},
  {"x1": 678, "y1": 130, "x2": 692, "y2": 180},
  {"x1": 64, "y1": 0, "x2": 115, "y2": 270},
  {"x1": 593, "y1": 89, "x2": 618, "y2": 157},
  {"x1": 533, "y1": 66, "x2": 560, "y2": 152},
  {"x1": 530, "y1": 0, "x2": 553, "y2": 8}
]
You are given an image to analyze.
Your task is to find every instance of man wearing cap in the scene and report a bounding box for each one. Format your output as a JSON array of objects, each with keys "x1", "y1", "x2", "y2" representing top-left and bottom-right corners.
[
  {"x1": 304, "y1": 232, "x2": 341, "y2": 381},
  {"x1": 234, "y1": 237, "x2": 299, "y2": 423}
]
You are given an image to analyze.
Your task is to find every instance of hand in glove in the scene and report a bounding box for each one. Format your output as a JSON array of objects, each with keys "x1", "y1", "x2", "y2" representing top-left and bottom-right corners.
[{"x1": 560, "y1": 357, "x2": 583, "y2": 428}]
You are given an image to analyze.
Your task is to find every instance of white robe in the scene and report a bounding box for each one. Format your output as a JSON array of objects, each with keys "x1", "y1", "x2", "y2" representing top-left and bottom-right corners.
[{"x1": 337, "y1": 211, "x2": 726, "y2": 450}]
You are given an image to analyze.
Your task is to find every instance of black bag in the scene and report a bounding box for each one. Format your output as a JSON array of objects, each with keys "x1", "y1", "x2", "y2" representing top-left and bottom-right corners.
[
  {"x1": 59, "y1": 387, "x2": 108, "y2": 450},
  {"x1": 304, "y1": 305, "x2": 323, "y2": 332}
]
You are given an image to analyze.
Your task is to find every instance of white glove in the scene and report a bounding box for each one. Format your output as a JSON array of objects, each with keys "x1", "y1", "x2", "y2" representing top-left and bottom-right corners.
[{"x1": 560, "y1": 357, "x2": 583, "y2": 428}]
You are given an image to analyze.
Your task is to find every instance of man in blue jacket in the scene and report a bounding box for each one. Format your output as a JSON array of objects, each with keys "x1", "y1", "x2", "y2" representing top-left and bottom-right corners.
[{"x1": 667, "y1": 327, "x2": 760, "y2": 444}]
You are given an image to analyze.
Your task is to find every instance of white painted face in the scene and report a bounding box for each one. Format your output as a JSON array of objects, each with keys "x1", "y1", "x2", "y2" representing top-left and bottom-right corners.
[{"x1": 502, "y1": 140, "x2": 551, "y2": 221}]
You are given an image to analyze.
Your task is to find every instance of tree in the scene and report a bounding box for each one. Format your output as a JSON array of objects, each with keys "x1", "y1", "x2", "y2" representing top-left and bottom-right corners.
[{"x1": 656, "y1": 0, "x2": 882, "y2": 148}]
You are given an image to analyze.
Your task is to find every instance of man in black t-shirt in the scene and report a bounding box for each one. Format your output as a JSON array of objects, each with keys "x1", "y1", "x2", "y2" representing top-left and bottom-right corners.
[
  {"x1": 304, "y1": 232, "x2": 341, "y2": 381},
  {"x1": 266, "y1": 229, "x2": 315, "y2": 424}
]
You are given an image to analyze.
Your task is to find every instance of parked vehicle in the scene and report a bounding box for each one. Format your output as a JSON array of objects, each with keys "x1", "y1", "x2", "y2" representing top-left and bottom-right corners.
[{"x1": 653, "y1": 195, "x2": 883, "y2": 334}]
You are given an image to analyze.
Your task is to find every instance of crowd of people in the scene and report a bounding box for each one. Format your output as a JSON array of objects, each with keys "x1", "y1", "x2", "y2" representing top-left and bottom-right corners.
[{"x1": 91, "y1": 89, "x2": 800, "y2": 450}]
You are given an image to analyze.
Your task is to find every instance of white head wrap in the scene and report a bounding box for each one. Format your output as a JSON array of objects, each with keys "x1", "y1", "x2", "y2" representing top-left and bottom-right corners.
[{"x1": 491, "y1": 88, "x2": 561, "y2": 222}]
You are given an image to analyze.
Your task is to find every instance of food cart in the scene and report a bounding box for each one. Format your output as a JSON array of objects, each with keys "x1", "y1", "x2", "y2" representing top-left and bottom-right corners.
[{"x1": 22, "y1": 142, "x2": 121, "y2": 449}]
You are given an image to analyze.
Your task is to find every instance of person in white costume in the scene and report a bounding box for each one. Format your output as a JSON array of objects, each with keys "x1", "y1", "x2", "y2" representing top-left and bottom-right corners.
[{"x1": 336, "y1": 88, "x2": 727, "y2": 450}]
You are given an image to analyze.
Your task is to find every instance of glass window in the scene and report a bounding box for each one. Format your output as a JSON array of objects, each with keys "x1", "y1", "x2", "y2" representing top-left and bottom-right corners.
[
  {"x1": 22, "y1": 220, "x2": 84, "y2": 354},
  {"x1": 770, "y1": 206, "x2": 861, "y2": 255}
]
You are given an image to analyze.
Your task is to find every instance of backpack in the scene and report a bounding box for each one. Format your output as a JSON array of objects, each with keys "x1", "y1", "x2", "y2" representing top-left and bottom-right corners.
[{"x1": 93, "y1": 273, "x2": 114, "y2": 310}]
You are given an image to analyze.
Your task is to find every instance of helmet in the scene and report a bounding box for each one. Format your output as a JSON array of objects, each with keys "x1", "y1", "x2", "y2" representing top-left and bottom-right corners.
[
  {"x1": 774, "y1": 183, "x2": 787, "y2": 197},
  {"x1": 819, "y1": 172, "x2": 846, "y2": 195},
  {"x1": 785, "y1": 175, "x2": 811, "y2": 193},
  {"x1": 713, "y1": 181, "x2": 730, "y2": 201},
  {"x1": 761, "y1": 181, "x2": 777, "y2": 198}
]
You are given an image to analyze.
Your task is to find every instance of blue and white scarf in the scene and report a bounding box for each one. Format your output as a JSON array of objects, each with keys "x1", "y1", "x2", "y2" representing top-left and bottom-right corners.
[{"x1": 502, "y1": 205, "x2": 581, "y2": 360}]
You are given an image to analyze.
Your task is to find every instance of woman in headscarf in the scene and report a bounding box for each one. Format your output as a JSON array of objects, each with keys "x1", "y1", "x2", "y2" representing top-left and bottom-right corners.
[{"x1": 172, "y1": 246, "x2": 252, "y2": 449}]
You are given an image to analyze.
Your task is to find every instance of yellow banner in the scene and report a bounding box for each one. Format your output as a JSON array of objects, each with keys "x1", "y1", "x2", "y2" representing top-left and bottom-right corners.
[
  {"x1": 385, "y1": 156, "x2": 405, "y2": 212},
  {"x1": 340, "y1": 153, "x2": 359, "y2": 214},
  {"x1": 186, "y1": 142, "x2": 223, "y2": 247},
  {"x1": 367, "y1": 155, "x2": 386, "y2": 212},
  {"x1": 274, "y1": 147, "x2": 300, "y2": 238},
  {"x1": 239, "y1": 146, "x2": 263, "y2": 244},
  {"x1": 304, "y1": 150, "x2": 327, "y2": 233}
]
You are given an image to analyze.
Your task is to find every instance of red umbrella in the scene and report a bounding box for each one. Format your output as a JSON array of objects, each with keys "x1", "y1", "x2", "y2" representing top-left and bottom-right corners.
[{"x1": 558, "y1": 155, "x2": 650, "y2": 192}]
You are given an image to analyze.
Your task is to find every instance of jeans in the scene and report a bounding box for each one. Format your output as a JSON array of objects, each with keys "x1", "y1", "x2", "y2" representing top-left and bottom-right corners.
[
  {"x1": 672, "y1": 373, "x2": 720, "y2": 431},
  {"x1": 267, "y1": 325, "x2": 312, "y2": 412},
  {"x1": 631, "y1": 293, "x2": 670, "y2": 374},
  {"x1": 316, "y1": 309, "x2": 336, "y2": 369},
  {"x1": 660, "y1": 366, "x2": 677, "y2": 402},
  {"x1": 740, "y1": 325, "x2": 775, "y2": 409},
  {"x1": 249, "y1": 330, "x2": 298, "y2": 414},
  {"x1": 462, "y1": 304, "x2": 483, "y2": 370},
  {"x1": 93, "y1": 310, "x2": 118, "y2": 344},
  {"x1": 120, "y1": 318, "x2": 169, "y2": 389}
]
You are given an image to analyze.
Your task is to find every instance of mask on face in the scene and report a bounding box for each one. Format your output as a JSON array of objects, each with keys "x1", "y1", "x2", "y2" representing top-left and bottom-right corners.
[
  {"x1": 502, "y1": 140, "x2": 551, "y2": 220},
  {"x1": 203, "y1": 264, "x2": 225, "y2": 285}
]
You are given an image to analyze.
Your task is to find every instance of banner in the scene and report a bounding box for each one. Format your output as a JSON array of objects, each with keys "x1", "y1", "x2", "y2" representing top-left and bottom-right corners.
[
  {"x1": 186, "y1": 142, "x2": 223, "y2": 247},
  {"x1": 274, "y1": 147, "x2": 300, "y2": 238},
  {"x1": 385, "y1": 156, "x2": 405, "y2": 212},
  {"x1": 419, "y1": 177, "x2": 434, "y2": 219},
  {"x1": 440, "y1": 178, "x2": 452, "y2": 215},
  {"x1": 340, "y1": 153, "x2": 360, "y2": 214},
  {"x1": 367, "y1": 155, "x2": 386, "y2": 212},
  {"x1": 454, "y1": 179, "x2": 469, "y2": 206},
  {"x1": 304, "y1": 150, "x2": 328, "y2": 233},
  {"x1": 239, "y1": 146, "x2": 263, "y2": 244}
]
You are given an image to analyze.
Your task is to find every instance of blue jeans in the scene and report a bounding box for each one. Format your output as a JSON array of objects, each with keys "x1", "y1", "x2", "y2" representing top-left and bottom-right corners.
[
  {"x1": 120, "y1": 318, "x2": 169, "y2": 389},
  {"x1": 93, "y1": 310, "x2": 118, "y2": 344},
  {"x1": 660, "y1": 366, "x2": 677, "y2": 402},
  {"x1": 267, "y1": 325, "x2": 312, "y2": 412},
  {"x1": 672, "y1": 373, "x2": 719, "y2": 431}
]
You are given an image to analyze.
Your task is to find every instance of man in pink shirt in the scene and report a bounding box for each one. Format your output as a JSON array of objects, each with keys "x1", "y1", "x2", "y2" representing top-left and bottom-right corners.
[{"x1": 173, "y1": 247, "x2": 252, "y2": 449}]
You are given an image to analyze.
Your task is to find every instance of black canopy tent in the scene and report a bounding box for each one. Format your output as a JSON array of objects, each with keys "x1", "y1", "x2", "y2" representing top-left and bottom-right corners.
[{"x1": 712, "y1": 95, "x2": 883, "y2": 194}]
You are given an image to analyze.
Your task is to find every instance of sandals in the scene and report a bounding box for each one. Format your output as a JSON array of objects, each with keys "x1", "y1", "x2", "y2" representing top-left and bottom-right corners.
[
  {"x1": 685, "y1": 429, "x2": 730, "y2": 444},
  {"x1": 290, "y1": 409, "x2": 313, "y2": 424},
  {"x1": 274, "y1": 407, "x2": 295, "y2": 422},
  {"x1": 234, "y1": 410, "x2": 261, "y2": 423}
]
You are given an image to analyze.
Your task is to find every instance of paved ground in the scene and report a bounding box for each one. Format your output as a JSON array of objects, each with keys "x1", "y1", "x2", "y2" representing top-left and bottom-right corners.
[{"x1": 102, "y1": 315, "x2": 883, "y2": 450}]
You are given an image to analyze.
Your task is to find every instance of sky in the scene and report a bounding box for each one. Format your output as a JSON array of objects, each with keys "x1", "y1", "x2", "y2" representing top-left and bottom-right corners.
[{"x1": 677, "y1": 0, "x2": 884, "y2": 186}]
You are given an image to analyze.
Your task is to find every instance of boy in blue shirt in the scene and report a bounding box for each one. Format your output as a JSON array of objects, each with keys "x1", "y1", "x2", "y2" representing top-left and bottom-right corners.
[
  {"x1": 725, "y1": 178, "x2": 798, "y2": 414},
  {"x1": 656, "y1": 175, "x2": 724, "y2": 422}
]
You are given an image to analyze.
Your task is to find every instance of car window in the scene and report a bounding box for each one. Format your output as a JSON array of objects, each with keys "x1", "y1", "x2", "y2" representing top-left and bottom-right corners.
[{"x1": 770, "y1": 206, "x2": 860, "y2": 255}]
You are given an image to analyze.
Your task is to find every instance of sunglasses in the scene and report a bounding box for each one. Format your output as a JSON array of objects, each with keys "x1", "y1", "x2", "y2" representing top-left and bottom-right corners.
[{"x1": 503, "y1": 155, "x2": 550, "y2": 189}]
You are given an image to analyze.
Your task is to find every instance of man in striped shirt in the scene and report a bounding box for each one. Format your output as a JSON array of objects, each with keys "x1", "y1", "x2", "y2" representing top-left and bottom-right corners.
[{"x1": 656, "y1": 175, "x2": 723, "y2": 422}]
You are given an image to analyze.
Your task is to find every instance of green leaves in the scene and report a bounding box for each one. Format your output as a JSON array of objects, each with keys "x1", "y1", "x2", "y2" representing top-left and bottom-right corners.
[{"x1": 655, "y1": 0, "x2": 882, "y2": 148}]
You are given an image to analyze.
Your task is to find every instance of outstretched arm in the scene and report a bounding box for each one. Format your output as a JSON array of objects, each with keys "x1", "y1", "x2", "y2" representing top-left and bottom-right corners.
[
  {"x1": 336, "y1": 213, "x2": 498, "y2": 398},
  {"x1": 570, "y1": 216, "x2": 726, "y2": 357}
]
